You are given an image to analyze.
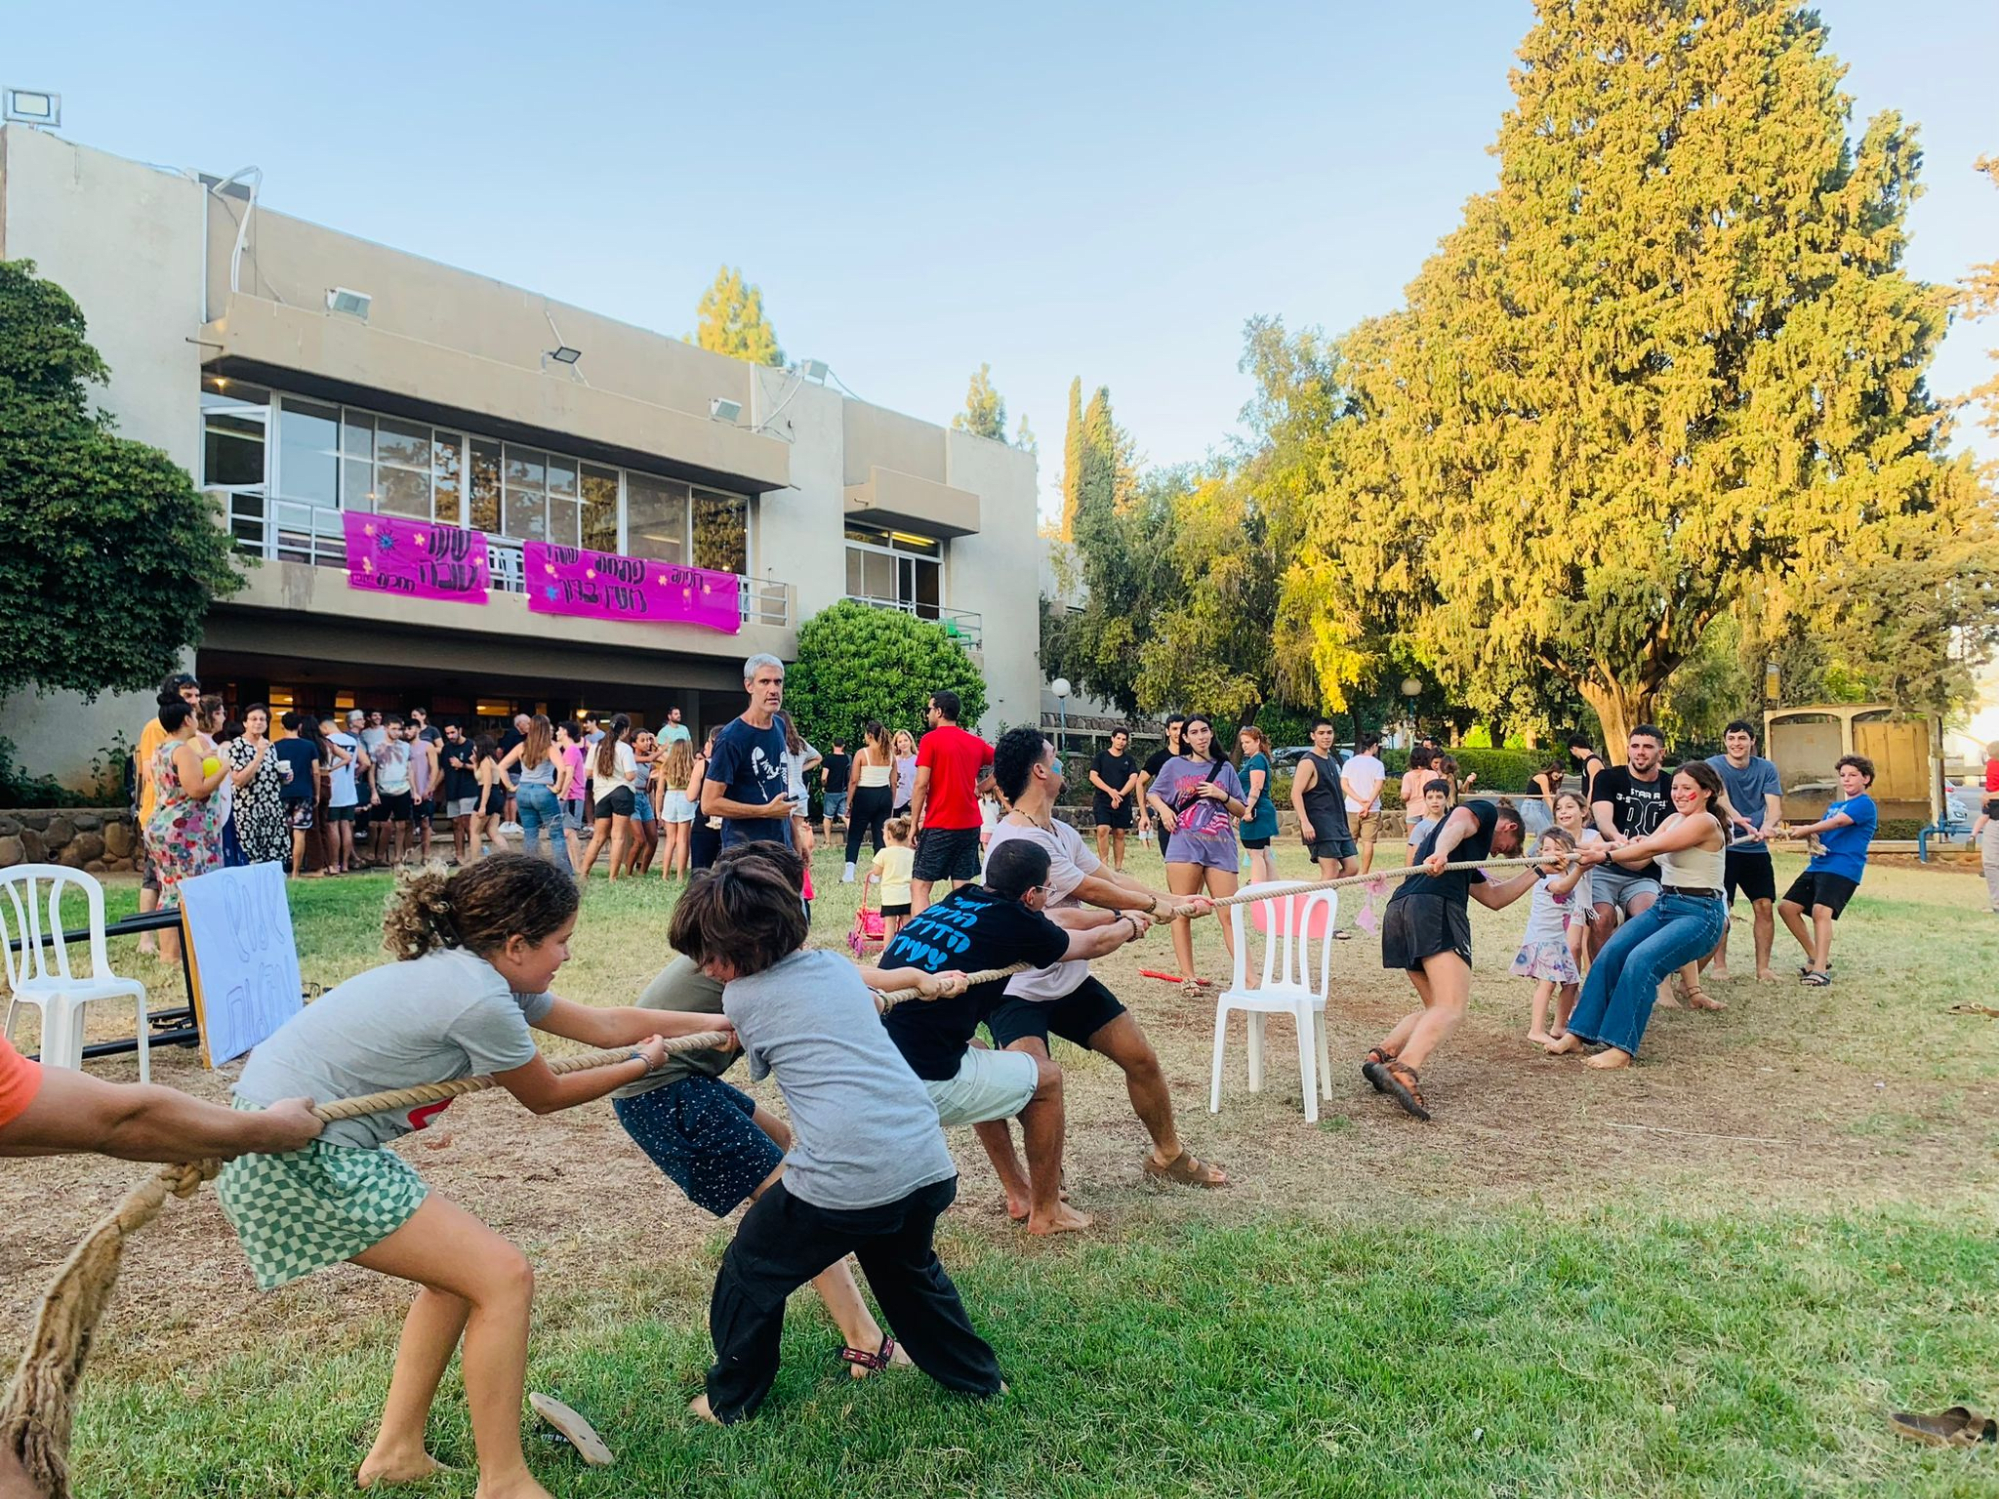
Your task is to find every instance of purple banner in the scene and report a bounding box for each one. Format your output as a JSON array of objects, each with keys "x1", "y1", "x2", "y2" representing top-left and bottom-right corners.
[
  {"x1": 524, "y1": 543, "x2": 741, "y2": 634},
  {"x1": 341, "y1": 512, "x2": 491, "y2": 602}
]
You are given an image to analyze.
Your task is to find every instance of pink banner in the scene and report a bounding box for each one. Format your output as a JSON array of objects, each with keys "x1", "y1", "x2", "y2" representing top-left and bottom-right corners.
[
  {"x1": 523, "y1": 543, "x2": 741, "y2": 633},
  {"x1": 341, "y1": 512, "x2": 490, "y2": 602}
]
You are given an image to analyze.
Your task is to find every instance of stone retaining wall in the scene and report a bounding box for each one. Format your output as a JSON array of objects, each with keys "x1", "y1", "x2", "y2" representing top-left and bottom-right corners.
[{"x1": 0, "y1": 808, "x2": 137, "y2": 874}]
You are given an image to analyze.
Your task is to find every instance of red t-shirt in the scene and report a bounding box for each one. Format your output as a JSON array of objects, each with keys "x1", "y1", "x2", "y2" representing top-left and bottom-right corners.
[
  {"x1": 0, "y1": 1034, "x2": 44, "y2": 1130},
  {"x1": 1985, "y1": 758, "x2": 1999, "y2": 794},
  {"x1": 916, "y1": 725, "x2": 993, "y2": 830}
]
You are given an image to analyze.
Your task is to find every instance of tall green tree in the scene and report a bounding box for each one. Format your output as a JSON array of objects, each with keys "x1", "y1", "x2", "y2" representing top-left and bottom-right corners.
[
  {"x1": 0, "y1": 260, "x2": 243, "y2": 702},
  {"x1": 1284, "y1": 0, "x2": 1993, "y2": 753},
  {"x1": 785, "y1": 600, "x2": 986, "y2": 755},
  {"x1": 689, "y1": 265, "x2": 783, "y2": 366},
  {"x1": 951, "y1": 363, "x2": 1007, "y2": 440},
  {"x1": 1059, "y1": 377, "x2": 1085, "y2": 540}
]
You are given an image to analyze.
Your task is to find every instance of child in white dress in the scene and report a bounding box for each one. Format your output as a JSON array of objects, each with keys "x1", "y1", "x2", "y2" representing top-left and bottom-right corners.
[{"x1": 1510, "y1": 827, "x2": 1587, "y2": 1044}]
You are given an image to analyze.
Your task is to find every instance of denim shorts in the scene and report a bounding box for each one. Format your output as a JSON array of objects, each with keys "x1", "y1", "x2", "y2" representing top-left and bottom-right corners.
[
  {"x1": 632, "y1": 791, "x2": 656, "y2": 824},
  {"x1": 824, "y1": 790, "x2": 848, "y2": 818}
]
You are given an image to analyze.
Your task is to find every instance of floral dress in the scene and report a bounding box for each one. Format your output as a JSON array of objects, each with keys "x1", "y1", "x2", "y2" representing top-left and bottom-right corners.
[
  {"x1": 145, "y1": 739, "x2": 221, "y2": 905},
  {"x1": 226, "y1": 738, "x2": 290, "y2": 867}
]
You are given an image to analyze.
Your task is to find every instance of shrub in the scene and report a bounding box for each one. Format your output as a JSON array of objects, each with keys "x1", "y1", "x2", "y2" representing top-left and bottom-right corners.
[{"x1": 783, "y1": 600, "x2": 986, "y2": 813}]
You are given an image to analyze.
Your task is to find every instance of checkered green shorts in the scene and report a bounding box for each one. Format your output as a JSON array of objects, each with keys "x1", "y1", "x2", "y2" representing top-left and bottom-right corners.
[{"x1": 215, "y1": 1108, "x2": 428, "y2": 1290}]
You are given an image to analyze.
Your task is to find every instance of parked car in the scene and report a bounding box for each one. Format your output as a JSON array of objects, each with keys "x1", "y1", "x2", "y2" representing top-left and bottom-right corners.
[{"x1": 1272, "y1": 745, "x2": 1353, "y2": 770}]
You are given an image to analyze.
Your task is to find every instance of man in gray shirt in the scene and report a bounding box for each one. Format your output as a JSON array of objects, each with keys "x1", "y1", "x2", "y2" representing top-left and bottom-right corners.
[{"x1": 668, "y1": 859, "x2": 1003, "y2": 1425}]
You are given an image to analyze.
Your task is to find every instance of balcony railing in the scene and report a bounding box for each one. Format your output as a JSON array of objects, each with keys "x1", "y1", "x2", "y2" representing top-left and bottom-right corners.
[
  {"x1": 844, "y1": 593, "x2": 983, "y2": 647},
  {"x1": 224, "y1": 493, "x2": 789, "y2": 628}
]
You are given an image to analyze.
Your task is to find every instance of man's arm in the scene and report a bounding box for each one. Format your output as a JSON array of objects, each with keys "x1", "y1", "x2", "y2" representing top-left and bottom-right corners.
[
  {"x1": 702, "y1": 783, "x2": 791, "y2": 822},
  {"x1": 534, "y1": 996, "x2": 733, "y2": 1048},
  {"x1": 0, "y1": 1068, "x2": 323, "y2": 1162},
  {"x1": 1591, "y1": 798, "x2": 1622, "y2": 842},
  {"x1": 1470, "y1": 869, "x2": 1539, "y2": 910},
  {"x1": 908, "y1": 765, "x2": 933, "y2": 831},
  {"x1": 1088, "y1": 762, "x2": 1116, "y2": 796},
  {"x1": 1057, "y1": 910, "x2": 1152, "y2": 960},
  {"x1": 1291, "y1": 759, "x2": 1317, "y2": 839}
]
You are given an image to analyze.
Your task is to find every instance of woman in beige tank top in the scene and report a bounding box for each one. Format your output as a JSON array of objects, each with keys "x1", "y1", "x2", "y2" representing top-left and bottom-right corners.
[{"x1": 1548, "y1": 761, "x2": 1728, "y2": 1070}]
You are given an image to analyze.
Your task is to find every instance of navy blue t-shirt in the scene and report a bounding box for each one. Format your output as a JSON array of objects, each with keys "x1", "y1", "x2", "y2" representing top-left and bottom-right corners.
[
  {"x1": 707, "y1": 715, "x2": 793, "y2": 846},
  {"x1": 272, "y1": 738, "x2": 320, "y2": 802}
]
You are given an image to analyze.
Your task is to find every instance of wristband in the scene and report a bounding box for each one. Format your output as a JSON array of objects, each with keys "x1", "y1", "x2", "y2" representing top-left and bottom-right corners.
[{"x1": 629, "y1": 1048, "x2": 652, "y2": 1070}]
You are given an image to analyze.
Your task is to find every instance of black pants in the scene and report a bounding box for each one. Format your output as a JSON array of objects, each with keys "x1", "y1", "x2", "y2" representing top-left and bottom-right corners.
[
  {"x1": 690, "y1": 819, "x2": 721, "y2": 871},
  {"x1": 843, "y1": 784, "x2": 893, "y2": 865},
  {"x1": 706, "y1": 1175, "x2": 1001, "y2": 1422}
]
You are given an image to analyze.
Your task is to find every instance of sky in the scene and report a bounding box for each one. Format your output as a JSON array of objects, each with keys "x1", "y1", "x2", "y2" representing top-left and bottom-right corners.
[{"x1": 8, "y1": 1, "x2": 1997, "y2": 521}]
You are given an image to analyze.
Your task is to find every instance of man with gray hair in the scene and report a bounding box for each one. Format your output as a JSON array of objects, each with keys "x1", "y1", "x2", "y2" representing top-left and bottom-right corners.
[{"x1": 701, "y1": 652, "x2": 797, "y2": 847}]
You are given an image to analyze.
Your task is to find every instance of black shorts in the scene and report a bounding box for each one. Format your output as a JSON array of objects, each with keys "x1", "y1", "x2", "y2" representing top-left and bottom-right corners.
[
  {"x1": 1305, "y1": 836, "x2": 1357, "y2": 863},
  {"x1": 1380, "y1": 892, "x2": 1472, "y2": 971},
  {"x1": 376, "y1": 790, "x2": 414, "y2": 823},
  {"x1": 1783, "y1": 869, "x2": 1859, "y2": 920},
  {"x1": 913, "y1": 825, "x2": 982, "y2": 882},
  {"x1": 1094, "y1": 798, "x2": 1134, "y2": 831},
  {"x1": 1723, "y1": 849, "x2": 1776, "y2": 906},
  {"x1": 985, "y1": 976, "x2": 1128, "y2": 1052},
  {"x1": 1242, "y1": 835, "x2": 1272, "y2": 850},
  {"x1": 612, "y1": 1077, "x2": 781, "y2": 1218},
  {"x1": 880, "y1": 902, "x2": 911, "y2": 918},
  {"x1": 595, "y1": 786, "x2": 636, "y2": 820}
]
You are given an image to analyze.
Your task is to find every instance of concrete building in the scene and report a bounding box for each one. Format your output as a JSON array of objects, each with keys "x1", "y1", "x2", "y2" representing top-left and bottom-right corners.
[{"x1": 0, "y1": 126, "x2": 1039, "y2": 784}]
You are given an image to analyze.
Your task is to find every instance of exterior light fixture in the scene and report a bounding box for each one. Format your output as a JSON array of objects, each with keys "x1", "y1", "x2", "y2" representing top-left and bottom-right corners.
[
  {"x1": 3, "y1": 88, "x2": 60, "y2": 127},
  {"x1": 796, "y1": 359, "x2": 829, "y2": 384},
  {"x1": 546, "y1": 345, "x2": 583, "y2": 365},
  {"x1": 710, "y1": 398, "x2": 743, "y2": 423},
  {"x1": 326, "y1": 287, "x2": 372, "y2": 320}
]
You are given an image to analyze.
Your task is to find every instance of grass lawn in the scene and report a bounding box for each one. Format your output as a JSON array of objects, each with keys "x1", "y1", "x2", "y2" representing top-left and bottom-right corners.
[{"x1": 8, "y1": 839, "x2": 1999, "y2": 1497}]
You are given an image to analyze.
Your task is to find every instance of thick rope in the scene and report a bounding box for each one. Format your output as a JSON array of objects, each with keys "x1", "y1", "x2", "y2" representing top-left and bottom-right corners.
[
  {"x1": 1, "y1": 1029, "x2": 730, "y2": 1496},
  {"x1": 872, "y1": 853, "x2": 1573, "y2": 1009}
]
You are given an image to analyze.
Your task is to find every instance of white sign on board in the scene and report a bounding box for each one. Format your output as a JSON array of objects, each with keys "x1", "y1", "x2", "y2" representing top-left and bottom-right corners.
[{"x1": 177, "y1": 862, "x2": 303, "y2": 1067}]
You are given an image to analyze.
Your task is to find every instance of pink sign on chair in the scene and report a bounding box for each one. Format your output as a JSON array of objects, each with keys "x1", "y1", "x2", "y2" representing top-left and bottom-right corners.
[
  {"x1": 1249, "y1": 887, "x2": 1337, "y2": 940},
  {"x1": 341, "y1": 512, "x2": 491, "y2": 601},
  {"x1": 524, "y1": 543, "x2": 741, "y2": 634}
]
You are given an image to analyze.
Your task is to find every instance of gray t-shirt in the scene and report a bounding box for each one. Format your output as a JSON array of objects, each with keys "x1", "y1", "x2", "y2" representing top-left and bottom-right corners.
[
  {"x1": 235, "y1": 947, "x2": 554, "y2": 1151},
  {"x1": 611, "y1": 954, "x2": 738, "y2": 1099},
  {"x1": 723, "y1": 947, "x2": 956, "y2": 1211},
  {"x1": 986, "y1": 818, "x2": 1102, "y2": 1002},
  {"x1": 1706, "y1": 753, "x2": 1782, "y2": 849}
]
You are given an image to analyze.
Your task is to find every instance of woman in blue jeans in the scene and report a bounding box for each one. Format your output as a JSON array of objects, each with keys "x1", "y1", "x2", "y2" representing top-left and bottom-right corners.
[
  {"x1": 495, "y1": 714, "x2": 574, "y2": 872},
  {"x1": 1548, "y1": 761, "x2": 1728, "y2": 1070}
]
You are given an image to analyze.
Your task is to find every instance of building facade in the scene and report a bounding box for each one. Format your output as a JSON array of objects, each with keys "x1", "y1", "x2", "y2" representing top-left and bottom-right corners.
[{"x1": 0, "y1": 127, "x2": 1039, "y2": 783}]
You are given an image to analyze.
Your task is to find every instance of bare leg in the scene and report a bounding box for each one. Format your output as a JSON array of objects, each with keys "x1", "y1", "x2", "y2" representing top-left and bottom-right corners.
[
  {"x1": 1709, "y1": 905, "x2": 1733, "y2": 978},
  {"x1": 1203, "y1": 865, "x2": 1239, "y2": 968},
  {"x1": 1096, "y1": 824, "x2": 1111, "y2": 864},
  {"x1": 578, "y1": 818, "x2": 610, "y2": 878},
  {"x1": 1811, "y1": 905, "x2": 1835, "y2": 972},
  {"x1": 1751, "y1": 898, "x2": 1776, "y2": 979},
  {"x1": 1164, "y1": 862, "x2": 1207, "y2": 980},
  {"x1": 350, "y1": 1195, "x2": 545, "y2": 1499},
  {"x1": 606, "y1": 815, "x2": 630, "y2": 881},
  {"x1": 1395, "y1": 951, "x2": 1471, "y2": 1072},
  {"x1": 1528, "y1": 979, "x2": 1556, "y2": 1044},
  {"x1": 1778, "y1": 899, "x2": 1811, "y2": 964},
  {"x1": 136, "y1": 882, "x2": 160, "y2": 954},
  {"x1": 911, "y1": 878, "x2": 934, "y2": 915}
]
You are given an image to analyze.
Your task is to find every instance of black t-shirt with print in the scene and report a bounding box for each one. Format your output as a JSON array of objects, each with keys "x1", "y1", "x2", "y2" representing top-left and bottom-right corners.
[
  {"x1": 1591, "y1": 764, "x2": 1670, "y2": 876},
  {"x1": 880, "y1": 885, "x2": 1071, "y2": 1080},
  {"x1": 1389, "y1": 799, "x2": 1500, "y2": 908}
]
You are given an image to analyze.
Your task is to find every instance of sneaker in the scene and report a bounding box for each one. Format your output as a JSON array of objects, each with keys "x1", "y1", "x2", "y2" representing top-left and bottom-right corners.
[{"x1": 842, "y1": 862, "x2": 856, "y2": 883}]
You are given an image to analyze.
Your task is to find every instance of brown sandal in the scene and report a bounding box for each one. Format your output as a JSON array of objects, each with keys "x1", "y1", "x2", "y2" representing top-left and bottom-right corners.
[
  {"x1": 1378, "y1": 1060, "x2": 1431, "y2": 1121},
  {"x1": 1143, "y1": 1150, "x2": 1227, "y2": 1187},
  {"x1": 1361, "y1": 1047, "x2": 1398, "y2": 1092}
]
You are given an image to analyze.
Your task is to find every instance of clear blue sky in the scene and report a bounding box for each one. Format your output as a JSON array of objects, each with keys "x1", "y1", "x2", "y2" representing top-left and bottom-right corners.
[{"x1": 9, "y1": 1, "x2": 1997, "y2": 518}]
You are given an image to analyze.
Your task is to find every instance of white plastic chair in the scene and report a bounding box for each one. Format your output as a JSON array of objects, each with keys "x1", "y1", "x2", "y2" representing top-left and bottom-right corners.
[
  {"x1": 1209, "y1": 882, "x2": 1337, "y2": 1123},
  {"x1": 1, "y1": 864, "x2": 150, "y2": 1081}
]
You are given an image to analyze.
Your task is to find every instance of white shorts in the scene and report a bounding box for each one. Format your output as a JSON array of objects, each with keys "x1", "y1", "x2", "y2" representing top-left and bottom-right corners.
[{"x1": 923, "y1": 1046, "x2": 1038, "y2": 1128}]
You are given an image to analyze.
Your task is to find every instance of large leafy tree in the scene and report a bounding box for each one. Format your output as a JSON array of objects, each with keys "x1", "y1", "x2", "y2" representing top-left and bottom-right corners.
[
  {"x1": 0, "y1": 259, "x2": 243, "y2": 702},
  {"x1": 951, "y1": 363, "x2": 1007, "y2": 441},
  {"x1": 784, "y1": 599, "x2": 987, "y2": 753},
  {"x1": 689, "y1": 265, "x2": 783, "y2": 366},
  {"x1": 1285, "y1": 0, "x2": 1993, "y2": 753}
]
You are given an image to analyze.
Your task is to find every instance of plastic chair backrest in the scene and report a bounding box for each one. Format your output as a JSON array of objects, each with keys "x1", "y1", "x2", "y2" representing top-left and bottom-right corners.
[
  {"x1": 0, "y1": 864, "x2": 112, "y2": 992},
  {"x1": 1227, "y1": 881, "x2": 1338, "y2": 996}
]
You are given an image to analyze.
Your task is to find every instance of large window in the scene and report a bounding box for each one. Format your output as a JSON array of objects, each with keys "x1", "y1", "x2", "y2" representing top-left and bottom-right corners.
[
  {"x1": 225, "y1": 388, "x2": 751, "y2": 570},
  {"x1": 845, "y1": 523, "x2": 943, "y2": 619}
]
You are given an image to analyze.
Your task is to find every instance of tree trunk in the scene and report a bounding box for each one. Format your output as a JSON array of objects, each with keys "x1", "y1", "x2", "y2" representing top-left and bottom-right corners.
[{"x1": 1579, "y1": 676, "x2": 1660, "y2": 765}]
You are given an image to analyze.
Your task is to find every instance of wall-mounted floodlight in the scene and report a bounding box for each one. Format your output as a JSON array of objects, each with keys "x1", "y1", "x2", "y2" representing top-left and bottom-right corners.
[
  {"x1": 796, "y1": 359, "x2": 829, "y2": 384},
  {"x1": 3, "y1": 88, "x2": 60, "y2": 127},
  {"x1": 546, "y1": 345, "x2": 582, "y2": 365},
  {"x1": 710, "y1": 398, "x2": 743, "y2": 423},
  {"x1": 326, "y1": 287, "x2": 372, "y2": 320}
]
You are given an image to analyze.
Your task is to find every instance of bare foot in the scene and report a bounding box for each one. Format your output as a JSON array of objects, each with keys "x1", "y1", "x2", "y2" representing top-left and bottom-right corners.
[
  {"x1": 689, "y1": 1393, "x2": 722, "y2": 1425},
  {"x1": 1526, "y1": 1029, "x2": 1556, "y2": 1046},
  {"x1": 1709, "y1": 967, "x2": 1730, "y2": 982},
  {"x1": 1685, "y1": 990, "x2": 1724, "y2": 1011},
  {"x1": 1544, "y1": 1034, "x2": 1587, "y2": 1056},
  {"x1": 1755, "y1": 967, "x2": 1777, "y2": 982},
  {"x1": 475, "y1": 1471, "x2": 550, "y2": 1499},
  {"x1": 1584, "y1": 1047, "x2": 1634, "y2": 1070},
  {"x1": 1026, "y1": 1203, "x2": 1094, "y2": 1236},
  {"x1": 358, "y1": 1448, "x2": 449, "y2": 1487},
  {"x1": 1655, "y1": 987, "x2": 1681, "y2": 1009}
]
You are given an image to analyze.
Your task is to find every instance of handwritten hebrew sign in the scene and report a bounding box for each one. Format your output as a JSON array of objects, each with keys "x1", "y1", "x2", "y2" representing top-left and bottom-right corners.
[
  {"x1": 179, "y1": 862, "x2": 303, "y2": 1067},
  {"x1": 523, "y1": 542, "x2": 741, "y2": 633},
  {"x1": 342, "y1": 511, "x2": 492, "y2": 602}
]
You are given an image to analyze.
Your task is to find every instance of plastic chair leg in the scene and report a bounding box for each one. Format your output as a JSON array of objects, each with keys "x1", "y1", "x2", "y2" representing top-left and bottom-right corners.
[
  {"x1": 1246, "y1": 1012, "x2": 1266, "y2": 1093},
  {"x1": 1208, "y1": 1001, "x2": 1229, "y2": 1115},
  {"x1": 1314, "y1": 1011, "x2": 1333, "y2": 1100},
  {"x1": 132, "y1": 985, "x2": 150, "y2": 1085},
  {"x1": 1294, "y1": 1008, "x2": 1318, "y2": 1124}
]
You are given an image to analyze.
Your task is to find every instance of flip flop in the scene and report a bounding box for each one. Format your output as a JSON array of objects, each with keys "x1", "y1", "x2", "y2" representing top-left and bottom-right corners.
[
  {"x1": 1801, "y1": 970, "x2": 1832, "y2": 987},
  {"x1": 529, "y1": 1392, "x2": 615, "y2": 1466},
  {"x1": 1948, "y1": 1004, "x2": 1999, "y2": 1019},
  {"x1": 1888, "y1": 1405, "x2": 1997, "y2": 1446}
]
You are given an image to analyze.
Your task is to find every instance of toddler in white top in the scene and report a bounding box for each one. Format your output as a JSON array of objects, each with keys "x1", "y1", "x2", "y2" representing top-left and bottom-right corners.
[{"x1": 1509, "y1": 827, "x2": 1587, "y2": 1044}]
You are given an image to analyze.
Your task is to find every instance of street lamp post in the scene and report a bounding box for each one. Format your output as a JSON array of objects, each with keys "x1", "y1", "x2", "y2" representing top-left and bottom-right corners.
[
  {"x1": 1050, "y1": 678, "x2": 1071, "y2": 756},
  {"x1": 1401, "y1": 677, "x2": 1423, "y2": 749}
]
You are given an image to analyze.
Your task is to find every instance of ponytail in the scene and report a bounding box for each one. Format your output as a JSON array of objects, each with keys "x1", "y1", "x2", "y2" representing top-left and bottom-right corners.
[{"x1": 382, "y1": 854, "x2": 578, "y2": 961}]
